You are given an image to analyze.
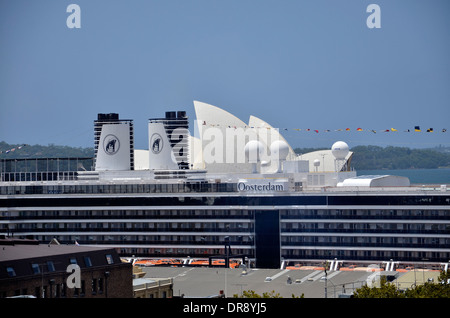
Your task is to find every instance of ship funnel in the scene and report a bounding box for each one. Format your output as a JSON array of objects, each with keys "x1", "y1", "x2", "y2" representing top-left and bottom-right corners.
[
  {"x1": 94, "y1": 113, "x2": 134, "y2": 171},
  {"x1": 148, "y1": 111, "x2": 190, "y2": 170}
]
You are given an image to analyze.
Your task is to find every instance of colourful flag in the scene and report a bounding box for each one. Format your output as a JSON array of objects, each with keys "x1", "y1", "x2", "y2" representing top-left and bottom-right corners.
[
  {"x1": 415, "y1": 126, "x2": 421, "y2": 132},
  {"x1": 356, "y1": 128, "x2": 363, "y2": 131},
  {"x1": 391, "y1": 128, "x2": 397, "y2": 132},
  {"x1": 427, "y1": 128, "x2": 433, "y2": 132}
]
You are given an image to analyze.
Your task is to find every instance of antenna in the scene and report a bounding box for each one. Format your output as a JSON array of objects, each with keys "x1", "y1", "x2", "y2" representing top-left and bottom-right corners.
[
  {"x1": 313, "y1": 159, "x2": 320, "y2": 172},
  {"x1": 331, "y1": 141, "x2": 349, "y2": 172},
  {"x1": 245, "y1": 140, "x2": 263, "y2": 173},
  {"x1": 270, "y1": 140, "x2": 289, "y2": 173}
]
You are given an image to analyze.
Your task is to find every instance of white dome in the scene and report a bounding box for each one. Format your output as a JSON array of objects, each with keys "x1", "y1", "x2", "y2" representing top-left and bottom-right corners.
[
  {"x1": 313, "y1": 159, "x2": 321, "y2": 167},
  {"x1": 331, "y1": 141, "x2": 349, "y2": 160},
  {"x1": 245, "y1": 140, "x2": 264, "y2": 163},
  {"x1": 270, "y1": 140, "x2": 289, "y2": 160}
]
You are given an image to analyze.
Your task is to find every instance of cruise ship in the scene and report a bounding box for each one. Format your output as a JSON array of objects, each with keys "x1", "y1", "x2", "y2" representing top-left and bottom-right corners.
[{"x1": 1, "y1": 101, "x2": 449, "y2": 269}]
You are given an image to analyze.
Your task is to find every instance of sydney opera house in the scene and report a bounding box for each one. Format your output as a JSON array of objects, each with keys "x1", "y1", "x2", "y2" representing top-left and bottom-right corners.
[{"x1": 132, "y1": 100, "x2": 357, "y2": 188}]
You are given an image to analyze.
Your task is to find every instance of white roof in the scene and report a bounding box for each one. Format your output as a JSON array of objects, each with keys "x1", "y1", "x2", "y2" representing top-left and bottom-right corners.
[
  {"x1": 194, "y1": 100, "x2": 248, "y2": 131},
  {"x1": 249, "y1": 115, "x2": 297, "y2": 161},
  {"x1": 300, "y1": 149, "x2": 353, "y2": 172},
  {"x1": 191, "y1": 101, "x2": 354, "y2": 175},
  {"x1": 338, "y1": 175, "x2": 410, "y2": 187}
]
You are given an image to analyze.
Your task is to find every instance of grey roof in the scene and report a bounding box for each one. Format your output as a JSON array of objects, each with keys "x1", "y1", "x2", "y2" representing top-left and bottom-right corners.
[
  {"x1": 0, "y1": 243, "x2": 123, "y2": 280},
  {"x1": 140, "y1": 266, "x2": 389, "y2": 298},
  {"x1": 0, "y1": 244, "x2": 114, "y2": 262}
]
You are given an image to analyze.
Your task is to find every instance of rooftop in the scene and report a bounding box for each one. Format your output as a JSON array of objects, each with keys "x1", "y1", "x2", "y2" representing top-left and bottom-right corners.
[
  {"x1": 0, "y1": 243, "x2": 116, "y2": 262},
  {"x1": 137, "y1": 266, "x2": 427, "y2": 298}
]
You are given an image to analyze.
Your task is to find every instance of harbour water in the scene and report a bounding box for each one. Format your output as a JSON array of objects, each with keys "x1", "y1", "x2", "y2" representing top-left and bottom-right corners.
[{"x1": 357, "y1": 168, "x2": 450, "y2": 185}]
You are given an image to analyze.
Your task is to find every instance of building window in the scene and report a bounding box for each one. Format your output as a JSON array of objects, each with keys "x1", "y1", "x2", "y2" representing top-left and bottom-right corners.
[
  {"x1": 6, "y1": 267, "x2": 16, "y2": 277},
  {"x1": 80, "y1": 280, "x2": 85, "y2": 297},
  {"x1": 92, "y1": 278, "x2": 97, "y2": 295},
  {"x1": 70, "y1": 258, "x2": 77, "y2": 265},
  {"x1": 47, "y1": 261, "x2": 55, "y2": 272},
  {"x1": 60, "y1": 283, "x2": 67, "y2": 297},
  {"x1": 31, "y1": 263, "x2": 40, "y2": 274},
  {"x1": 98, "y1": 278, "x2": 104, "y2": 294},
  {"x1": 105, "y1": 254, "x2": 114, "y2": 264},
  {"x1": 35, "y1": 287, "x2": 41, "y2": 298},
  {"x1": 84, "y1": 256, "x2": 92, "y2": 267}
]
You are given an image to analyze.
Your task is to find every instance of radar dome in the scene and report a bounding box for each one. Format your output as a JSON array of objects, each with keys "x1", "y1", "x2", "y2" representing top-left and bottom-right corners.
[
  {"x1": 270, "y1": 140, "x2": 289, "y2": 161},
  {"x1": 245, "y1": 140, "x2": 264, "y2": 163},
  {"x1": 331, "y1": 141, "x2": 349, "y2": 160}
]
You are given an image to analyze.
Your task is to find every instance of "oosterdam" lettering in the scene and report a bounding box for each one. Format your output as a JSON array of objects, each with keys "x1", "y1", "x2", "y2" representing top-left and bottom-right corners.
[{"x1": 237, "y1": 182, "x2": 284, "y2": 192}]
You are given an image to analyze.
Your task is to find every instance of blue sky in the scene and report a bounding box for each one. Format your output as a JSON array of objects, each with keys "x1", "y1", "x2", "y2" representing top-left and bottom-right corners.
[{"x1": 1, "y1": 0, "x2": 449, "y2": 150}]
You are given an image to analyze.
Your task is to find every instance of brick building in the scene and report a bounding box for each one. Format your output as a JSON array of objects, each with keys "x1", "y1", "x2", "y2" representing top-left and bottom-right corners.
[{"x1": 0, "y1": 237, "x2": 132, "y2": 298}]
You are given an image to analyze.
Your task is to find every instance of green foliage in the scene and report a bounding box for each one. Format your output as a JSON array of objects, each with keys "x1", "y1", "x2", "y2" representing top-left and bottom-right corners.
[
  {"x1": 0, "y1": 141, "x2": 94, "y2": 159},
  {"x1": 353, "y1": 270, "x2": 450, "y2": 298},
  {"x1": 294, "y1": 145, "x2": 450, "y2": 170},
  {"x1": 350, "y1": 145, "x2": 450, "y2": 170},
  {"x1": 353, "y1": 277, "x2": 405, "y2": 298},
  {"x1": 403, "y1": 281, "x2": 450, "y2": 298},
  {"x1": 4, "y1": 141, "x2": 450, "y2": 170},
  {"x1": 233, "y1": 290, "x2": 304, "y2": 298},
  {"x1": 234, "y1": 290, "x2": 282, "y2": 298}
]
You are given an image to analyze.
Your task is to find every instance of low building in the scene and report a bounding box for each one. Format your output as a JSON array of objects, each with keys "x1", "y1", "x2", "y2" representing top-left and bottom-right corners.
[
  {"x1": 0, "y1": 237, "x2": 132, "y2": 298},
  {"x1": 133, "y1": 277, "x2": 173, "y2": 298}
]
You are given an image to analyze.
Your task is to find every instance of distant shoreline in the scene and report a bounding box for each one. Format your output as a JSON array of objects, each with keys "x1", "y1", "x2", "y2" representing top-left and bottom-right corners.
[{"x1": 357, "y1": 168, "x2": 450, "y2": 184}]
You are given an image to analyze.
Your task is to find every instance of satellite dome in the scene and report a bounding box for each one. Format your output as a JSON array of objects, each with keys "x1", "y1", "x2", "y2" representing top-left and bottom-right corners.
[
  {"x1": 270, "y1": 140, "x2": 289, "y2": 160},
  {"x1": 313, "y1": 159, "x2": 321, "y2": 167},
  {"x1": 331, "y1": 141, "x2": 349, "y2": 160},
  {"x1": 245, "y1": 140, "x2": 264, "y2": 163}
]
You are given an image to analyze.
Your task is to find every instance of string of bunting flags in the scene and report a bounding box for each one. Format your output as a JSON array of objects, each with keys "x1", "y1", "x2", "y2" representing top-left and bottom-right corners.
[
  {"x1": 201, "y1": 122, "x2": 446, "y2": 134},
  {"x1": 0, "y1": 125, "x2": 446, "y2": 155},
  {"x1": 0, "y1": 144, "x2": 29, "y2": 155}
]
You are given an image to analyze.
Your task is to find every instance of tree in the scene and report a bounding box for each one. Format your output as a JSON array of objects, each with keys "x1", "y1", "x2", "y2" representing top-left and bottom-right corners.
[
  {"x1": 234, "y1": 290, "x2": 281, "y2": 298},
  {"x1": 353, "y1": 277, "x2": 405, "y2": 298},
  {"x1": 353, "y1": 270, "x2": 450, "y2": 298},
  {"x1": 233, "y1": 289, "x2": 303, "y2": 298}
]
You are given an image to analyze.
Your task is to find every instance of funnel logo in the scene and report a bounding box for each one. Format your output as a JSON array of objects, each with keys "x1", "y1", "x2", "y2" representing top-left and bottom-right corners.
[
  {"x1": 103, "y1": 134, "x2": 120, "y2": 155},
  {"x1": 150, "y1": 133, "x2": 163, "y2": 154}
]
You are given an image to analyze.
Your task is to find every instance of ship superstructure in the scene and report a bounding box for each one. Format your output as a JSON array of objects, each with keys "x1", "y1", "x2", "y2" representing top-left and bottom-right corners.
[{"x1": 1, "y1": 101, "x2": 449, "y2": 269}]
